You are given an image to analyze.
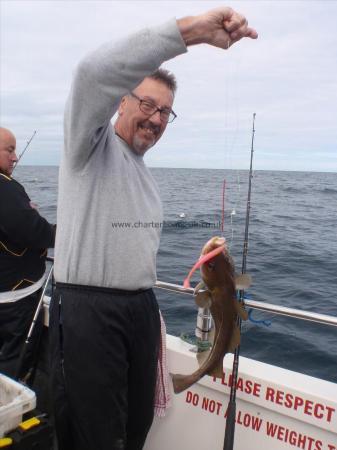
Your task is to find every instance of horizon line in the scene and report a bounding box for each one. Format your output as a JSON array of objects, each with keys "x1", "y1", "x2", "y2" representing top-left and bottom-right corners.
[{"x1": 14, "y1": 164, "x2": 337, "y2": 175}]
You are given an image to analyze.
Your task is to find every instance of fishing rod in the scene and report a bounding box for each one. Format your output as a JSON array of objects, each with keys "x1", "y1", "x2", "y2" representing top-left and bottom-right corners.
[
  {"x1": 14, "y1": 263, "x2": 54, "y2": 385},
  {"x1": 12, "y1": 130, "x2": 37, "y2": 172},
  {"x1": 223, "y1": 112, "x2": 256, "y2": 450}
]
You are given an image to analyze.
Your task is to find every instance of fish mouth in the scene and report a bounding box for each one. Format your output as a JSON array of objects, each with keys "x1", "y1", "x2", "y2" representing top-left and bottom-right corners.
[{"x1": 183, "y1": 244, "x2": 226, "y2": 288}]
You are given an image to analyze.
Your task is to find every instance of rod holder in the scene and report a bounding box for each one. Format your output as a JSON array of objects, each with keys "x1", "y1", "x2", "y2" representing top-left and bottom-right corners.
[{"x1": 195, "y1": 307, "x2": 213, "y2": 342}]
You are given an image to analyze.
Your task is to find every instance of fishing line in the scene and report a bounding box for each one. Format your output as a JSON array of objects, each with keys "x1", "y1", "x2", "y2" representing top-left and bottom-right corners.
[
  {"x1": 221, "y1": 179, "x2": 226, "y2": 233},
  {"x1": 228, "y1": 53, "x2": 244, "y2": 252},
  {"x1": 221, "y1": 40, "x2": 242, "y2": 250}
]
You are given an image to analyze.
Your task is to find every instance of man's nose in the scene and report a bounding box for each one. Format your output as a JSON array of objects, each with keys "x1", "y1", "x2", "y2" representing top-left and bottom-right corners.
[
  {"x1": 12, "y1": 152, "x2": 19, "y2": 162},
  {"x1": 149, "y1": 110, "x2": 162, "y2": 125}
]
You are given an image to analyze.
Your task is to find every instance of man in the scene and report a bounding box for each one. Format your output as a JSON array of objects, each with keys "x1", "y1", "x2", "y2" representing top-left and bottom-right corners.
[
  {"x1": 0, "y1": 127, "x2": 55, "y2": 379},
  {"x1": 50, "y1": 6, "x2": 257, "y2": 450}
]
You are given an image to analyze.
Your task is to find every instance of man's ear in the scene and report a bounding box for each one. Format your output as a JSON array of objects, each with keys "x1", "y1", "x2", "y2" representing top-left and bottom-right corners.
[{"x1": 118, "y1": 96, "x2": 128, "y2": 116}]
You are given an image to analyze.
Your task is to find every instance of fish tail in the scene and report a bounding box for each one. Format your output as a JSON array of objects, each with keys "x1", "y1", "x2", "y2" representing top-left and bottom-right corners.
[{"x1": 172, "y1": 373, "x2": 199, "y2": 394}]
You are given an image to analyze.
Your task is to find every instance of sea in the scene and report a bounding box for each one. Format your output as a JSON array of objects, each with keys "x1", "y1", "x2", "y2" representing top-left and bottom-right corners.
[{"x1": 14, "y1": 166, "x2": 337, "y2": 384}]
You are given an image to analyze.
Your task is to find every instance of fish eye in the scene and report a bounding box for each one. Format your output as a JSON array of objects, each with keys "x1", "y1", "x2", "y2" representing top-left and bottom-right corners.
[{"x1": 208, "y1": 261, "x2": 215, "y2": 270}]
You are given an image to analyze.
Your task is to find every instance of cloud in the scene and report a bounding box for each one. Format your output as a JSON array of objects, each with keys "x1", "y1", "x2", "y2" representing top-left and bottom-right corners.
[{"x1": 1, "y1": 1, "x2": 337, "y2": 171}]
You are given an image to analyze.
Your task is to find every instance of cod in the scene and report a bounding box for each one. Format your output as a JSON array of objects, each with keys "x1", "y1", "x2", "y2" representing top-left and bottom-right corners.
[{"x1": 172, "y1": 236, "x2": 251, "y2": 394}]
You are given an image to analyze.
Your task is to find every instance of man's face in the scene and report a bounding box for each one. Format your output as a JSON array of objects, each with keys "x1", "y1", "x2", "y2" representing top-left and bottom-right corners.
[
  {"x1": 115, "y1": 78, "x2": 174, "y2": 156},
  {"x1": 0, "y1": 129, "x2": 18, "y2": 176}
]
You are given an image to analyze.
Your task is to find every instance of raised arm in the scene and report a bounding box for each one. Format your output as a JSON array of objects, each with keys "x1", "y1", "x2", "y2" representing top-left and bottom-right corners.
[
  {"x1": 64, "y1": 19, "x2": 187, "y2": 170},
  {"x1": 65, "y1": 7, "x2": 257, "y2": 170}
]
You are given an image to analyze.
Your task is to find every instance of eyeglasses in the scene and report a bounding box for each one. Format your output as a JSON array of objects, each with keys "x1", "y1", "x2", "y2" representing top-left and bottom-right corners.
[{"x1": 130, "y1": 92, "x2": 177, "y2": 123}]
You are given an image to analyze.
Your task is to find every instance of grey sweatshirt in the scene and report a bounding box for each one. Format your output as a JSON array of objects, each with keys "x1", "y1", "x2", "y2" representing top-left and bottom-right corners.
[{"x1": 54, "y1": 20, "x2": 187, "y2": 290}]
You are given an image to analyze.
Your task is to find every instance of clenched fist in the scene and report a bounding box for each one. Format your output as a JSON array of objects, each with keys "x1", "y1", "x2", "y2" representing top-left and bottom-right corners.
[{"x1": 178, "y1": 6, "x2": 257, "y2": 49}]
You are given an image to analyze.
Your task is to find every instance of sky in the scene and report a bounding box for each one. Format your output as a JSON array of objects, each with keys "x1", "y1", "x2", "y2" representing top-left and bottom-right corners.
[{"x1": 1, "y1": 0, "x2": 337, "y2": 172}]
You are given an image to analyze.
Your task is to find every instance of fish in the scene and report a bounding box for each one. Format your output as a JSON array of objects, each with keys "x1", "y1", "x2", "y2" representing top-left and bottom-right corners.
[{"x1": 172, "y1": 236, "x2": 251, "y2": 394}]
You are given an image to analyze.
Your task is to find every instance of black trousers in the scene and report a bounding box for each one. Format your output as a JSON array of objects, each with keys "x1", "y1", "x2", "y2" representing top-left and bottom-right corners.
[
  {"x1": 49, "y1": 283, "x2": 161, "y2": 450},
  {"x1": 0, "y1": 289, "x2": 43, "y2": 379}
]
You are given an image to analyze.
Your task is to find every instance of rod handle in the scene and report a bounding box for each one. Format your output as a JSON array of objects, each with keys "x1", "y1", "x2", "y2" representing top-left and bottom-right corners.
[{"x1": 223, "y1": 400, "x2": 236, "y2": 450}]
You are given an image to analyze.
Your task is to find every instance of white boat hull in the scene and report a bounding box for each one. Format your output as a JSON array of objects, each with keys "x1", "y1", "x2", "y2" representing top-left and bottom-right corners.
[
  {"x1": 43, "y1": 297, "x2": 337, "y2": 449},
  {"x1": 145, "y1": 335, "x2": 337, "y2": 450}
]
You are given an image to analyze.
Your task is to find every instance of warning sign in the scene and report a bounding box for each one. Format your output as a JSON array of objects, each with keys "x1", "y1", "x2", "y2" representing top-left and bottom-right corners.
[{"x1": 185, "y1": 390, "x2": 337, "y2": 450}]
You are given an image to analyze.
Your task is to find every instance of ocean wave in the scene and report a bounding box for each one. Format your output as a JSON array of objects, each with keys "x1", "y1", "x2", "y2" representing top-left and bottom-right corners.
[
  {"x1": 321, "y1": 187, "x2": 337, "y2": 194},
  {"x1": 282, "y1": 186, "x2": 305, "y2": 193}
]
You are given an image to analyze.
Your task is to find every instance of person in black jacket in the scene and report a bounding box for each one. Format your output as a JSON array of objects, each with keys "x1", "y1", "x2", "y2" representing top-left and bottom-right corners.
[{"x1": 0, "y1": 127, "x2": 56, "y2": 378}]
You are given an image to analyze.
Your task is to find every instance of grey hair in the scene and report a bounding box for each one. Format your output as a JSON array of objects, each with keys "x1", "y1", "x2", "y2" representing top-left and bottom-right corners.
[{"x1": 148, "y1": 68, "x2": 177, "y2": 95}]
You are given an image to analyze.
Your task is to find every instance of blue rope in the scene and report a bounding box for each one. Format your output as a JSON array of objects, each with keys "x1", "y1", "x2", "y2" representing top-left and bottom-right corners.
[
  {"x1": 248, "y1": 308, "x2": 272, "y2": 327},
  {"x1": 238, "y1": 292, "x2": 272, "y2": 327}
]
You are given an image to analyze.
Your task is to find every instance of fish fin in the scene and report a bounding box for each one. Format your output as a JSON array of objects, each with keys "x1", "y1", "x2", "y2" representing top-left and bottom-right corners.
[
  {"x1": 228, "y1": 325, "x2": 241, "y2": 352},
  {"x1": 194, "y1": 281, "x2": 206, "y2": 293},
  {"x1": 208, "y1": 360, "x2": 224, "y2": 378},
  {"x1": 195, "y1": 290, "x2": 212, "y2": 308},
  {"x1": 234, "y1": 301, "x2": 249, "y2": 321},
  {"x1": 197, "y1": 349, "x2": 211, "y2": 367},
  {"x1": 235, "y1": 273, "x2": 252, "y2": 290},
  {"x1": 172, "y1": 373, "x2": 199, "y2": 394},
  {"x1": 196, "y1": 326, "x2": 215, "y2": 367},
  {"x1": 208, "y1": 326, "x2": 215, "y2": 344}
]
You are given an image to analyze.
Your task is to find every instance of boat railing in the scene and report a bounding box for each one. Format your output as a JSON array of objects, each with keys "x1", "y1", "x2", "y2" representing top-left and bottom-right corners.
[
  {"x1": 45, "y1": 257, "x2": 337, "y2": 328},
  {"x1": 155, "y1": 281, "x2": 337, "y2": 328}
]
